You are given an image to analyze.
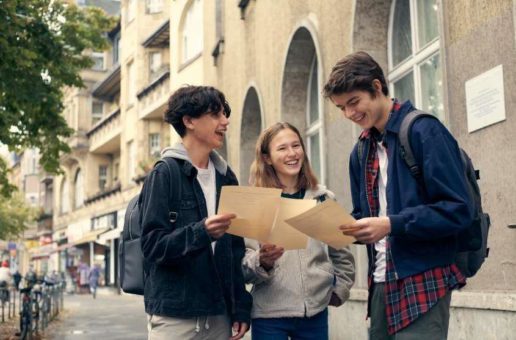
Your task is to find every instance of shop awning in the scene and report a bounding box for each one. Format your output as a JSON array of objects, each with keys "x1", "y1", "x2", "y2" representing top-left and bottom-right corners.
[
  {"x1": 97, "y1": 227, "x2": 122, "y2": 245},
  {"x1": 71, "y1": 228, "x2": 110, "y2": 246}
]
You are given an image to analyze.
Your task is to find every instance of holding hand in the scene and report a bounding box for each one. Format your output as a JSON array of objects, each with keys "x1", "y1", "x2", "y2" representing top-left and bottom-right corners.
[
  {"x1": 204, "y1": 213, "x2": 236, "y2": 239},
  {"x1": 340, "y1": 217, "x2": 391, "y2": 244},
  {"x1": 230, "y1": 321, "x2": 249, "y2": 340},
  {"x1": 259, "y1": 244, "x2": 284, "y2": 271}
]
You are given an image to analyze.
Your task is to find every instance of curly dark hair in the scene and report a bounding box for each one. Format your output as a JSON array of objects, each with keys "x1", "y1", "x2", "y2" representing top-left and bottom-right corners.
[{"x1": 164, "y1": 85, "x2": 231, "y2": 137}]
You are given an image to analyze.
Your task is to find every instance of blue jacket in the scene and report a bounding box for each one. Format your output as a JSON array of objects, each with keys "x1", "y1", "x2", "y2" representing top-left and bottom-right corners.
[
  {"x1": 349, "y1": 101, "x2": 474, "y2": 279},
  {"x1": 140, "y1": 144, "x2": 252, "y2": 323}
]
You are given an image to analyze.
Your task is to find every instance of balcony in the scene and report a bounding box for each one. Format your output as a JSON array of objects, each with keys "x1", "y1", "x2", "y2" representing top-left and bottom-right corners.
[
  {"x1": 84, "y1": 181, "x2": 121, "y2": 205},
  {"x1": 142, "y1": 20, "x2": 170, "y2": 48},
  {"x1": 86, "y1": 108, "x2": 121, "y2": 154},
  {"x1": 137, "y1": 68, "x2": 170, "y2": 120},
  {"x1": 92, "y1": 64, "x2": 121, "y2": 102}
]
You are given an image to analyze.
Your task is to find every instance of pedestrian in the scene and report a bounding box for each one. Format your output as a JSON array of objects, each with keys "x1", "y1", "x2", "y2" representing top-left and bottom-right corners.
[
  {"x1": 78, "y1": 262, "x2": 89, "y2": 294},
  {"x1": 323, "y1": 51, "x2": 473, "y2": 339},
  {"x1": 140, "y1": 85, "x2": 252, "y2": 340},
  {"x1": 242, "y1": 122, "x2": 355, "y2": 340},
  {"x1": 0, "y1": 260, "x2": 10, "y2": 304},
  {"x1": 88, "y1": 264, "x2": 101, "y2": 298},
  {"x1": 13, "y1": 270, "x2": 22, "y2": 291}
]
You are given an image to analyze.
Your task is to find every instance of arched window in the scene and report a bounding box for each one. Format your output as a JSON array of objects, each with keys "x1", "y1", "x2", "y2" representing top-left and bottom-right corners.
[
  {"x1": 60, "y1": 178, "x2": 70, "y2": 214},
  {"x1": 181, "y1": 0, "x2": 203, "y2": 63},
  {"x1": 306, "y1": 55, "x2": 324, "y2": 183},
  {"x1": 389, "y1": 0, "x2": 444, "y2": 120},
  {"x1": 74, "y1": 169, "x2": 84, "y2": 209}
]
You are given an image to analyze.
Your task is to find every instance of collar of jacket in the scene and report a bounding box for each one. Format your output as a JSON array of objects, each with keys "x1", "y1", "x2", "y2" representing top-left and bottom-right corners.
[{"x1": 359, "y1": 99, "x2": 415, "y2": 140}]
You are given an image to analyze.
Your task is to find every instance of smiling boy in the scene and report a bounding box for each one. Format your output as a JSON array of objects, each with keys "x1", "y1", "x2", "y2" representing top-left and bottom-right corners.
[
  {"x1": 323, "y1": 52, "x2": 473, "y2": 339},
  {"x1": 140, "y1": 86, "x2": 252, "y2": 340}
]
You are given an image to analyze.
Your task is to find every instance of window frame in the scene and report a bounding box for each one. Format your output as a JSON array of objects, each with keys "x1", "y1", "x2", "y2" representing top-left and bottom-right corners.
[
  {"x1": 305, "y1": 55, "x2": 325, "y2": 184},
  {"x1": 181, "y1": 0, "x2": 204, "y2": 63},
  {"x1": 387, "y1": 0, "x2": 444, "y2": 121}
]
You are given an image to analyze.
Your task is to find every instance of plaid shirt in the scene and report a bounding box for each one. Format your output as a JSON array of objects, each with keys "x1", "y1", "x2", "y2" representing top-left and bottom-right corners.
[{"x1": 362, "y1": 100, "x2": 465, "y2": 335}]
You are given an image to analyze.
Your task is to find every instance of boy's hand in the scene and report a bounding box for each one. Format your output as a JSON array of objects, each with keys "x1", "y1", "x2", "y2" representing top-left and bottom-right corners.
[
  {"x1": 204, "y1": 213, "x2": 236, "y2": 239},
  {"x1": 230, "y1": 321, "x2": 249, "y2": 340},
  {"x1": 339, "y1": 217, "x2": 391, "y2": 244},
  {"x1": 259, "y1": 243, "x2": 284, "y2": 270}
]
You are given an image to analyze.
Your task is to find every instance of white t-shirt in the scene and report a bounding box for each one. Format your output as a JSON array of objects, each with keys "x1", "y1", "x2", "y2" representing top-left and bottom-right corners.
[
  {"x1": 0, "y1": 267, "x2": 11, "y2": 283},
  {"x1": 373, "y1": 141, "x2": 389, "y2": 283},
  {"x1": 195, "y1": 159, "x2": 217, "y2": 251}
]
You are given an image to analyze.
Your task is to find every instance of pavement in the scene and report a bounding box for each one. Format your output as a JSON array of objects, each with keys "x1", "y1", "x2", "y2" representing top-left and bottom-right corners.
[{"x1": 45, "y1": 288, "x2": 147, "y2": 340}]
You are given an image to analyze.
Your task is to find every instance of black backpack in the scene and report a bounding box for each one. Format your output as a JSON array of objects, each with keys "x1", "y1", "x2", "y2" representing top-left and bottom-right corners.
[
  {"x1": 119, "y1": 157, "x2": 182, "y2": 295},
  {"x1": 357, "y1": 109, "x2": 490, "y2": 278}
]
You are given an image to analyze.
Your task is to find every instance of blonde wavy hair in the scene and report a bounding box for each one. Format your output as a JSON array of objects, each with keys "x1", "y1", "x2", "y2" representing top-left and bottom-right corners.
[{"x1": 249, "y1": 122, "x2": 318, "y2": 191}]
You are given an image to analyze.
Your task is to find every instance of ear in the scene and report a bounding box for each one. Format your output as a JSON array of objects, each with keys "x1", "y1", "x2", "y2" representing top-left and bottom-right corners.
[
  {"x1": 262, "y1": 153, "x2": 272, "y2": 166},
  {"x1": 183, "y1": 115, "x2": 194, "y2": 130},
  {"x1": 372, "y1": 79, "x2": 383, "y2": 95}
]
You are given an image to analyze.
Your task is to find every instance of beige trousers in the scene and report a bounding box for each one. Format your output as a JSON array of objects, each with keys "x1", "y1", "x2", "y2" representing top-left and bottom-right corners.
[{"x1": 147, "y1": 313, "x2": 231, "y2": 340}]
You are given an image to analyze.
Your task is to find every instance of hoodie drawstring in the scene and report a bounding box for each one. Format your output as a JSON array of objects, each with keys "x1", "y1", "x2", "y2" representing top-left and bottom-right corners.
[
  {"x1": 195, "y1": 317, "x2": 200, "y2": 333},
  {"x1": 194, "y1": 317, "x2": 209, "y2": 333}
]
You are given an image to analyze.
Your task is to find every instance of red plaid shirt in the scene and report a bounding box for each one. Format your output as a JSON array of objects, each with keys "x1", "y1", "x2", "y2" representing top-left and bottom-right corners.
[{"x1": 362, "y1": 100, "x2": 465, "y2": 334}]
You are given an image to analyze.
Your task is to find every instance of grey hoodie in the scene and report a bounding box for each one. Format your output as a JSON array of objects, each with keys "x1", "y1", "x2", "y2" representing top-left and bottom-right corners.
[
  {"x1": 161, "y1": 143, "x2": 228, "y2": 175},
  {"x1": 242, "y1": 185, "x2": 356, "y2": 319}
]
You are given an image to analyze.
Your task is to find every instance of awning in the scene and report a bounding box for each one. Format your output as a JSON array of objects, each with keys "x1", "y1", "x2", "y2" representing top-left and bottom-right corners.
[
  {"x1": 97, "y1": 227, "x2": 122, "y2": 245},
  {"x1": 71, "y1": 228, "x2": 110, "y2": 246},
  {"x1": 29, "y1": 244, "x2": 56, "y2": 260}
]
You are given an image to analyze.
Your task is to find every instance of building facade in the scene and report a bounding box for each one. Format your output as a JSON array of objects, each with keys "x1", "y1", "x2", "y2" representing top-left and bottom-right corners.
[{"x1": 51, "y1": 0, "x2": 515, "y2": 337}]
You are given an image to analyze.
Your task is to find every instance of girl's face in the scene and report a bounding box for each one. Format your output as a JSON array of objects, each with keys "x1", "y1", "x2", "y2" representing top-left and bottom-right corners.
[{"x1": 265, "y1": 128, "x2": 304, "y2": 184}]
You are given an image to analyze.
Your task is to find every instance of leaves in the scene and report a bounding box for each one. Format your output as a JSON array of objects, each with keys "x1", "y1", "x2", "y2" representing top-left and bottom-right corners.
[
  {"x1": 0, "y1": 191, "x2": 37, "y2": 240},
  {"x1": 0, "y1": 0, "x2": 116, "y2": 197}
]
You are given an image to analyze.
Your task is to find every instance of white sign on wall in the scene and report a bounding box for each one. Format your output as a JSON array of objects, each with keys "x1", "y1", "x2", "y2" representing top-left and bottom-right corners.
[{"x1": 465, "y1": 64, "x2": 506, "y2": 133}]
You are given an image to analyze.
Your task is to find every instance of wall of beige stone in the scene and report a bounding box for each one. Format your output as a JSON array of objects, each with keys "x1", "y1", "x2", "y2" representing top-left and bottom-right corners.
[{"x1": 441, "y1": 0, "x2": 516, "y2": 292}]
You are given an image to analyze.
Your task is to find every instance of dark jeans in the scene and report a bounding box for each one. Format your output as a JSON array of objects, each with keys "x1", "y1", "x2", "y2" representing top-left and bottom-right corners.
[
  {"x1": 252, "y1": 308, "x2": 328, "y2": 340},
  {"x1": 370, "y1": 283, "x2": 452, "y2": 340}
]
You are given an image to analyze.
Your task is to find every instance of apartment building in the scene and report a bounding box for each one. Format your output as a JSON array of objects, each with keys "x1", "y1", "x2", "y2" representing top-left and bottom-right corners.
[{"x1": 50, "y1": 0, "x2": 515, "y2": 337}]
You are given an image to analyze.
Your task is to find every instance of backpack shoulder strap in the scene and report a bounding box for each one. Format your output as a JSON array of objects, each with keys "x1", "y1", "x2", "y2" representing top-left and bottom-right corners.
[
  {"x1": 398, "y1": 109, "x2": 438, "y2": 179},
  {"x1": 158, "y1": 157, "x2": 182, "y2": 223}
]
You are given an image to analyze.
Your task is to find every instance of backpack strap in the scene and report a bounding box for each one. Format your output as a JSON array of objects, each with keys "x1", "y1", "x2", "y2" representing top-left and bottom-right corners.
[
  {"x1": 398, "y1": 109, "x2": 438, "y2": 180},
  {"x1": 158, "y1": 157, "x2": 182, "y2": 224}
]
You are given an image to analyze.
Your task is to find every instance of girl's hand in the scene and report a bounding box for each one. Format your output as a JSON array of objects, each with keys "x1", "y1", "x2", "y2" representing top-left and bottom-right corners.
[{"x1": 259, "y1": 244, "x2": 284, "y2": 270}]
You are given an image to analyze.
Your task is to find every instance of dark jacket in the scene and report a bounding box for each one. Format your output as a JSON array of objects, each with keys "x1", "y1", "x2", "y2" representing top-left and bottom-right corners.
[
  {"x1": 140, "y1": 144, "x2": 252, "y2": 323},
  {"x1": 349, "y1": 101, "x2": 474, "y2": 280}
]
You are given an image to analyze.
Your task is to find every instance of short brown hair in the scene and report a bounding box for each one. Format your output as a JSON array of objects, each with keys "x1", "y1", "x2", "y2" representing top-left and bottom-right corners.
[
  {"x1": 249, "y1": 122, "x2": 318, "y2": 191},
  {"x1": 323, "y1": 51, "x2": 388, "y2": 98}
]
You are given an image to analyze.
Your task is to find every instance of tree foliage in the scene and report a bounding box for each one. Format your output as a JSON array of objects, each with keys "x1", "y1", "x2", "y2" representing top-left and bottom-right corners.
[
  {"x1": 0, "y1": 192, "x2": 37, "y2": 240},
  {"x1": 0, "y1": 0, "x2": 116, "y2": 197}
]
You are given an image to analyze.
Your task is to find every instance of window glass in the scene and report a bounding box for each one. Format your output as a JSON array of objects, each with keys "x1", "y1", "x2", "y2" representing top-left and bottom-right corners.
[
  {"x1": 74, "y1": 170, "x2": 84, "y2": 209},
  {"x1": 182, "y1": 0, "x2": 203, "y2": 62},
  {"x1": 417, "y1": 0, "x2": 439, "y2": 47},
  {"x1": 420, "y1": 53, "x2": 443, "y2": 119},
  {"x1": 149, "y1": 133, "x2": 161, "y2": 157},
  {"x1": 92, "y1": 101, "x2": 103, "y2": 125},
  {"x1": 91, "y1": 52, "x2": 104, "y2": 71},
  {"x1": 393, "y1": 71, "x2": 415, "y2": 104},
  {"x1": 392, "y1": 0, "x2": 412, "y2": 66},
  {"x1": 308, "y1": 57, "x2": 319, "y2": 125},
  {"x1": 309, "y1": 133, "x2": 321, "y2": 181},
  {"x1": 146, "y1": 0, "x2": 163, "y2": 14},
  {"x1": 99, "y1": 165, "x2": 108, "y2": 191}
]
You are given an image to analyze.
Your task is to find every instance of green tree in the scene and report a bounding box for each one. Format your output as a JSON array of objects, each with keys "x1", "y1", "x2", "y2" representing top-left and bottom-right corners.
[
  {"x1": 0, "y1": 192, "x2": 37, "y2": 240},
  {"x1": 0, "y1": 0, "x2": 116, "y2": 197}
]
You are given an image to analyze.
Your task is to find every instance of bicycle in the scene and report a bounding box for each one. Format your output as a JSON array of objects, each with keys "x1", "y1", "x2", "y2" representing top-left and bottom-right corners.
[{"x1": 18, "y1": 285, "x2": 34, "y2": 340}]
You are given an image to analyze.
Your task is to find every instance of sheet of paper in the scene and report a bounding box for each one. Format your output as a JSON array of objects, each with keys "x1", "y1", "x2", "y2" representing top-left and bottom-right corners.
[
  {"x1": 285, "y1": 199, "x2": 356, "y2": 249},
  {"x1": 218, "y1": 186, "x2": 282, "y2": 243},
  {"x1": 266, "y1": 197, "x2": 316, "y2": 250}
]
